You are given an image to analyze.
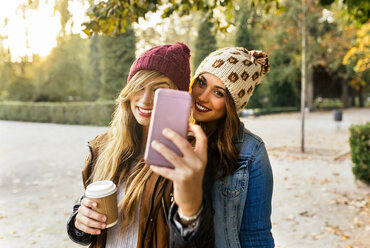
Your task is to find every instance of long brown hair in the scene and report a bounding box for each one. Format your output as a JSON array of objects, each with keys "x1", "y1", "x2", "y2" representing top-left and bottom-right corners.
[
  {"x1": 90, "y1": 70, "x2": 165, "y2": 234},
  {"x1": 190, "y1": 77, "x2": 240, "y2": 179}
]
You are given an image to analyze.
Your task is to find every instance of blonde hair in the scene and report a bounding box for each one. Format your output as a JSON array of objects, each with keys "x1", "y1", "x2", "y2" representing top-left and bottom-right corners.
[{"x1": 90, "y1": 70, "x2": 167, "y2": 233}]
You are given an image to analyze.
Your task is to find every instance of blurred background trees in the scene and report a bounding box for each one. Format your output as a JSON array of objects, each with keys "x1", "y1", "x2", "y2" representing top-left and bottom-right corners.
[
  {"x1": 0, "y1": 0, "x2": 368, "y2": 109},
  {"x1": 99, "y1": 29, "x2": 135, "y2": 100},
  {"x1": 193, "y1": 20, "x2": 217, "y2": 71}
]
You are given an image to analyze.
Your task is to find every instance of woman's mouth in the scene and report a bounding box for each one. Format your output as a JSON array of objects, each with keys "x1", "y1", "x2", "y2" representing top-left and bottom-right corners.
[
  {"x1": 194, "y1": 102, "x2": 211, "y2": 112},
  {"x1": 136, "y1": 106, "x2": 152, "y2": 117}
]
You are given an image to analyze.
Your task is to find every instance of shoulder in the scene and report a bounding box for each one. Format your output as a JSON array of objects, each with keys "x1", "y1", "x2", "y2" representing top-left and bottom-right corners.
[
  {"x1": 82, "y1": 132, "x2": 109, "y2": 187},
  {"x1": 235, "y1": 123, "x2": 273, "y2": 177},
  {"x1": 235, "y1": 122, "x2": 265, "y2": 159},
  {"x1": 88, "y1": 132, "x2": 109, "y2": 152}
]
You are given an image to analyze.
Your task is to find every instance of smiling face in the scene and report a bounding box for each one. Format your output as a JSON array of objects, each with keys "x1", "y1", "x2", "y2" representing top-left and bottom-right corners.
[
  {"x1": 130, "y1": 75, "x2": 174, "y2": 127},
  {"x1": 191, "y1": 73, "x2": 227, "y2": 123}
]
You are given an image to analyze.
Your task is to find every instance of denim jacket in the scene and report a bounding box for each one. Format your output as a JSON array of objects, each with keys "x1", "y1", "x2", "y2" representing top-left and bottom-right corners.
[{"x1": 212, "y1": 122, "x2": 274, "y2": 248}]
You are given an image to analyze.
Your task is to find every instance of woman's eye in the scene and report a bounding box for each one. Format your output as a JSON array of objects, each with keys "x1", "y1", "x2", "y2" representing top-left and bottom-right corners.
[
  {"x1": 214, "y1": 90, "x2": 224, "y2": 97},
  {"x1": 153, "y1": 86, "x2": 167, "y2": 92},
  {"x1": 198, "y1": 79, "x2": 206, "y2": 87}
]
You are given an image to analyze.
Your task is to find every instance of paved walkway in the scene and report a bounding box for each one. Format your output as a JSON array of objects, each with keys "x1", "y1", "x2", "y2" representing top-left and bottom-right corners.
[{"x1": 0, "y1": 108, "x2": 369, "y2": 247}]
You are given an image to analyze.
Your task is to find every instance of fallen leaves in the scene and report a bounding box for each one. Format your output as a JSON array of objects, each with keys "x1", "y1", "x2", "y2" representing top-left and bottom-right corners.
[
  {"x1": 342, "y1": 234, "x2": 349, "y2": 240},
  {"x1": 299, "y1": 211, "x2": 316, "y2": 217}
]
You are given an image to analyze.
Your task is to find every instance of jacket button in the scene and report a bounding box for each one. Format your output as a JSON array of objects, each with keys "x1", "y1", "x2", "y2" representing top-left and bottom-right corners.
[{"x1": 150, "y1": 218, "x2": 153, "y2": 222}]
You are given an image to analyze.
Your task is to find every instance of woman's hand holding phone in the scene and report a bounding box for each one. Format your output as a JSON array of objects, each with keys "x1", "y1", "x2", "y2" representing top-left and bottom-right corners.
[{"x1": 150, "y1": 124, "x2": 207, "y2": 217}]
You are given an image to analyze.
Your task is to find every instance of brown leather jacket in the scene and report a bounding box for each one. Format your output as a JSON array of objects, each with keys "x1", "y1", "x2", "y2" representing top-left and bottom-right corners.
[
  {"x1": 67, "y1": 133, "x2": 215, "y2": 248},
  {"x1": 79, "y1": 133, "x2": 173, "y2": 248}
]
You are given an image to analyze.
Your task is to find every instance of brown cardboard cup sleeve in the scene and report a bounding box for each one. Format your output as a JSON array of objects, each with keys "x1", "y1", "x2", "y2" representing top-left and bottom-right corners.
[{"x1": 85, "y1": 180, "x2": 118, "y2": 228}]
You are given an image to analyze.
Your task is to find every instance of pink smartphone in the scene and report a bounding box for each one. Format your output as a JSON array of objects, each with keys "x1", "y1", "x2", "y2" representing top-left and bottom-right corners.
[{"x1": 144, "y1": 89, "x2": 192, "y2": 168}]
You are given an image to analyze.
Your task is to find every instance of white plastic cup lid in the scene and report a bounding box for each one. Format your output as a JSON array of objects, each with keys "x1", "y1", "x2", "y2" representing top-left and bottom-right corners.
[{"x1": 85, "y1": 180, "x2": 117, "y2": 198}]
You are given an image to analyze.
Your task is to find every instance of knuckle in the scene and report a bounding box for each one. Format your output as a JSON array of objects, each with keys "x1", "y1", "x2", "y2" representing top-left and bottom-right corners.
[
  {"x1": 77, "y1": 205, "x2": 86, "y2": 215},
  {"x1": 86, "y1": 209, "x2": 93, "y2": 217},
  {"x1": 152, "y1": 141, "x2": 164, "y2": 150},
  {"x1": 181, "y1": 141, "x2": 192, "y2": 150},
  {"x1": 99, "y1": 214, "x2": 106, "y2": 222},
  {"x1": 76, "y1": 213, "x2": 81, "y2": 222},
  {"x1": 176, "y1": 142, "x2": 186, "y2": 152},
  {"x1": 75, "y1": 222, "x2": 83, "y2": 231},
  {"x1": 75, "y1": 218, "x2": 80, "y2": 227},
  {"x1": 81, "y1": 198, "x2": 89, "y2": 205},
  {"x1": 171, "y1": 154, "x2": 183, "y2": 163},
  {"x1": 84, "y1": 226, "x2": 93, "y2": 234},
  {"x1": 166, "y1": 129, "x2": 175, "y2": 138},
  {"x1": 86, "y1": 219, "x2": 93, "y2": 227}
]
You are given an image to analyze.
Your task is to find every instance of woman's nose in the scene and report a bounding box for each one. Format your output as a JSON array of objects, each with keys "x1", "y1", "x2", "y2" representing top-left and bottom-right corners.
[
  {"x1": 142, "y1": 88, "x2": 154, "y2": 105},
  {"x1": 198, "y1": 89, "x2": 209, "y2": 102}
]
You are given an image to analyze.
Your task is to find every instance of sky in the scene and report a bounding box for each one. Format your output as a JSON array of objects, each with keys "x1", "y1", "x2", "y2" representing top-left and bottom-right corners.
[
  {"x1": 0, "y1": 0, "x2": 88, "y2": 61},
  {"x1": 0, "y1": 0, "x2": 168, "y2": 61}
]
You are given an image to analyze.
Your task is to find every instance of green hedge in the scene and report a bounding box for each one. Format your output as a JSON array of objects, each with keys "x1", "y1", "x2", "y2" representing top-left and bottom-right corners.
[
  {"x1": 239, "y1": 106, "x2": 299, "y2": 117},
  {"x1": 0, "y1": 101, "x2": 115, "y2": 126},
  {"x1": 254, "y1": 106, "x2": 299, "y2": 115},
  {"x1": 314, "y1": 98, "x2": 343, "y2": 110},
  {"x1": 349, "y1": 122, "x2": 370, "y2": 185}
]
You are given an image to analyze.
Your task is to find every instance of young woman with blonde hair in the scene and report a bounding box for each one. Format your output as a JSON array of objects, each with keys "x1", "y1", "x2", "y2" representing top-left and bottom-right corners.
[{"x1": 67, "y1": 43, "x2": 214, "y2": 248}]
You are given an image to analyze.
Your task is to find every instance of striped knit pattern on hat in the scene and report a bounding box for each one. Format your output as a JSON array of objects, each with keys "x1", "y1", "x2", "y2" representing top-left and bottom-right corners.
[
  {"x1": 128, "y1": 42, "x2": 191, "y2": 91},
  {"x1": 191, "y1": 47, "x2": 269, "y2": 112}
]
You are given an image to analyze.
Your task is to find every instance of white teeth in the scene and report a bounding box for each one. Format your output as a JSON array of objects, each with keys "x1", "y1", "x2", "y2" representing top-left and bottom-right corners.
[
  {"x1": 138, "y1": 107, "x2": 152, "y2": 114},
  {"x1": 196, "y1": 102, "x2": 209, "y2": 111}
]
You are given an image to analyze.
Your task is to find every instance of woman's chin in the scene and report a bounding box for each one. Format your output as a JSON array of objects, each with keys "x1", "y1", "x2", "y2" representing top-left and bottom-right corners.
[{"x1": 193, "y1": 112, "x2": 209, "y2": 122}]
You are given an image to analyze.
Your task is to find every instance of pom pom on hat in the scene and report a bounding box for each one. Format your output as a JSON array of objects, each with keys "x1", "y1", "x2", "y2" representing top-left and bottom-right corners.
[
  {"x1": 191, "y1": 47, "x2": 270, "y2": 112},
  {"x1": 128, "y1": 42, "x2": 191, "y2": 91}
]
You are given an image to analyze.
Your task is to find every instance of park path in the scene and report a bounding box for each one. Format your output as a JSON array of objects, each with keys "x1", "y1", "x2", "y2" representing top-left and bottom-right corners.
[{"x1": 0, "y1": 108, "x2": 369, "y2": 248}]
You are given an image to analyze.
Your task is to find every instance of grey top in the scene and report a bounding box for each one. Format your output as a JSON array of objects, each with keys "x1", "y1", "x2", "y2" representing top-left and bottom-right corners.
[{"x1": 106, "y1": 182, "x2": 141, "y2": 248}]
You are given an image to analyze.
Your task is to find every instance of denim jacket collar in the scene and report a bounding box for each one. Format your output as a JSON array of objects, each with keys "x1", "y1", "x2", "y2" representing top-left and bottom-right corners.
[{"x1": 234, "y1": 121, "x2": 246, "y2": 144}]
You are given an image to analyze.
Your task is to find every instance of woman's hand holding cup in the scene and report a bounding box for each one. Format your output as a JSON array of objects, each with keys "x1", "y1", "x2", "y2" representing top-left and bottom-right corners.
[
  {"x1": 76, "y1": 180, "x2": 118, "y2": 235},
  {"x1": 75, "y1": 198, "x2": 107, "y2": 235}
]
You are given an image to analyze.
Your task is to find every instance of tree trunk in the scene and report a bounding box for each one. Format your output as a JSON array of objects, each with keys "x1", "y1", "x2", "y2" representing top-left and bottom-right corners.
[
  {"x1": 351, "y1": 95, "x2": 356, "y2": 107},
  {"x1": 300, "y1": 0, "x2": 307, "y2": 153},
  {"x1": 359, "y1": 85, "x2": 364, "y2": 107},
  {"x1": 341, "y1": 79, "x2": 349, "y2": 108},
  {"x1": 306, "y1": 65, "x2": 314, "y2": 110}
]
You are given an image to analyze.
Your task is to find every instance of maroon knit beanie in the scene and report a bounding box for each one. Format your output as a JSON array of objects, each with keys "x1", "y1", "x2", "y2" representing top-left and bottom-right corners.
[{"x1": 127, "y1": 42, "x2": 191, "y2": 91}]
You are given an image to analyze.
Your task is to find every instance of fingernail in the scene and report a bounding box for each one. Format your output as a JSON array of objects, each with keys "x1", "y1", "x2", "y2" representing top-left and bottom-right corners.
[
  {"x1": 102, "y1": 216, "x2": 107, "y2": 222},
  {"x1": 96, "y1": 230, "x2": 101, "y2": 235},
  {"x1": 92, "y1": 202, "x2": 97, "y2": 208},
  {"x1": 151, "y1": 140, "x2": 159, "y2": 147},
  {"x1": 163, "y1": 128, "x2": 170, "y2": 135},
  {"x1": 102, "y1": 224, "x2": 106, "y2": 229}
]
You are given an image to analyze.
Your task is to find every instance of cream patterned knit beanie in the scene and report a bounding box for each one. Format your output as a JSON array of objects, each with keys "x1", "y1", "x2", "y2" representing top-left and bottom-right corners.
[{"x1": 191, "y1": 47, "x2": 270, "y2": 112}]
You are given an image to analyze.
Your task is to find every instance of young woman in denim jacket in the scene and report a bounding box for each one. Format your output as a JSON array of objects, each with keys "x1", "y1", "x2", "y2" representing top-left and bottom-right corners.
[{"x1": 152, "y1": 47, "x2": 274, "y2": 248}]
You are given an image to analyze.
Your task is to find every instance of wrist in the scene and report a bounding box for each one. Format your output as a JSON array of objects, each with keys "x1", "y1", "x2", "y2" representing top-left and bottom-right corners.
[
  {"x1": 177, "y1": 204, "x2": 203, "y2": 225},
  {"x1": 177, "y1": 198, "x2": 202, "y2": 217}
]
